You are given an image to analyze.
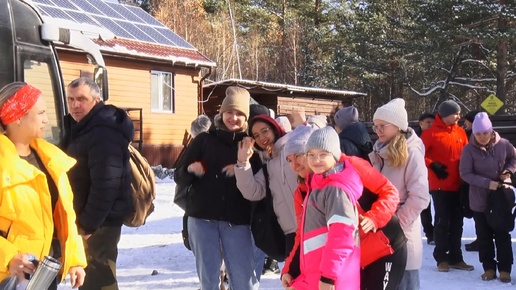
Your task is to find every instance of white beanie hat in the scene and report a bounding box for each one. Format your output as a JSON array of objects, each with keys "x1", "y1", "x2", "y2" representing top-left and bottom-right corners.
[
  {"x1": 307, "y1": 115, "x2": 328, "y2": 129},
  {"x1": 275, "y1": 116, "x2": 292, "y2": 133},
  {"x1": 373, "y1": 98, "x2": 408, "y2": 131}
]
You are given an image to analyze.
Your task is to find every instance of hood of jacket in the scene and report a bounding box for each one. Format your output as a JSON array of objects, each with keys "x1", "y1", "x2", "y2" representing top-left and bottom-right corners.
[
  {"x1": 339, "y1": 122, "x2": 372, "y2": 147},
  {"x1": 67, "y1": 103, "x2": 134, "y2": 143}
]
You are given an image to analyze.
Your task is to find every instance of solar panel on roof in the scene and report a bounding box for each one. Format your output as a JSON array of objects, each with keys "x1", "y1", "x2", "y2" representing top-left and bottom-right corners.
[
  {"x1": 49, "y1": 0, "x2": 79, "y2": 11},
  {"x1": 72, "y1": 0, "x2": 103, "y2": 15},
  {"x1": 39, "y1": 6, "x2": 74, "y2": 21},
  {"x1": 95, "y1": 17, "x2": 134, "y2": 39},
  {"x1": 32, "y1": 0, "x2": 54, "y2": 5},
  {"x1": 117, "y1": 22, "x2": 156, "y2": 43},
  {"x1": 156, "y1": 28, "x2": 194, "y2": 49},
  {"x1": 105, "y1": 2, "x2": 142, "y2": 23},
  {"x1": 125, "y1": 6, "x2": 163, "y2": 27},
  {"x1": 66, "y1": 11, "x2": 98, "y2": 25},
  {"x1": 32, "y1": 0, "x2": 196, "y2": 49}
]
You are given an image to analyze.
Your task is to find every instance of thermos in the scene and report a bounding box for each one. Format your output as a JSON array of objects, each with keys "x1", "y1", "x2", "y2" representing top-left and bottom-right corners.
[{"x1": 25, "y1": 256, "x2": 61, "y2": 290}]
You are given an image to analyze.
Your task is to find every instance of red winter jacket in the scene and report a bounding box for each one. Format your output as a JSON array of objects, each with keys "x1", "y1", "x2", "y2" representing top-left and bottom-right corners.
[{"x1": 421, "y1": 114, "x2": 468, "y2": 192}]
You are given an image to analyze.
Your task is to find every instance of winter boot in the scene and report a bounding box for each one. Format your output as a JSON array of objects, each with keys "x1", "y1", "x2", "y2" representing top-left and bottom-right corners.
[
  {"x1": 481, "y1": 269, "x2": 496, "y2": 281},
  {"x1": 499, "y1": 271, "x2": 511, "y2": 283},
  {"x1": 449, "y1": 261, "x2": 474, "y2": 271},
  {"x1": 437, "y1": 262, "x2": 450, "y2": 272}
]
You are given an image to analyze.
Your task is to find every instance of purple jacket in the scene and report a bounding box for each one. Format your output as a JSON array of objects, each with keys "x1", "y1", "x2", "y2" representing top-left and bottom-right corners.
[{"x1": 459, "y1": 132, "x2": 516, "y2": 212}]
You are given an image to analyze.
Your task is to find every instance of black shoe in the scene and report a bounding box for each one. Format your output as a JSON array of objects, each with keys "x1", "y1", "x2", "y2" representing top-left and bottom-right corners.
[
  {"x1": 262, "y1": 258, "x2": 280, "y2": 275},
  {"x1": 465, "y1": 240, "x2": 479, "y2": 252}
]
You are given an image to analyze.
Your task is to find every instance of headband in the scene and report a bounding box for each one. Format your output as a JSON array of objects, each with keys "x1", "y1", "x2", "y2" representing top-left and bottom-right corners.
[{"x1": 0, "y1": 84, "x2": 41, "y2": 125}]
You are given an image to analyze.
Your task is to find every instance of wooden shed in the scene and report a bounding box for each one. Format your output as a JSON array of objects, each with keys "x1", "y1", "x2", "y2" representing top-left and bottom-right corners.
[{"x1": 202, "y1": 79, "x2": 367, "y2": 119}]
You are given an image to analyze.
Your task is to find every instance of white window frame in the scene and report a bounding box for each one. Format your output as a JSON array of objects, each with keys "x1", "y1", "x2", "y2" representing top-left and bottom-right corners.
[{"x1": 150, "y1": 70, "x2": 175, "y2": 113}]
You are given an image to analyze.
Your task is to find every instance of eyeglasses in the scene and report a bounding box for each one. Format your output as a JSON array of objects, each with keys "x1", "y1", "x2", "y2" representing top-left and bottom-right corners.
[
  {"x1": 252, "y1": 127, "x2": 271, "y2": 139},
  {"x1": 306, "y1": 152, "x2": 333, "y2": 162},
  {"x1": 286, "y1": 153, "x2": 305, "y2": 163},
  {"x1": 372, "y1": 123, "x2": 393, "y2": 133}
]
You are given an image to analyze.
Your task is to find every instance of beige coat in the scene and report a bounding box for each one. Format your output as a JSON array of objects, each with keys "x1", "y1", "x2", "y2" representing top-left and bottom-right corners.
[{"x1": 369, "y1": 128, "x2": 430, "y2": 270}]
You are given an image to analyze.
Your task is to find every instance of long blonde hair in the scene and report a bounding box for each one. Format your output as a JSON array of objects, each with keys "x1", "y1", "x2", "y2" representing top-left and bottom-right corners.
[{"x1": 387, "y1": 133, "x2": 409, "y2": 168}]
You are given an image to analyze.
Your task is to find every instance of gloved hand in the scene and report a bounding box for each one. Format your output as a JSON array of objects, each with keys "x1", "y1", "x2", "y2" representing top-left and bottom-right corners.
[{"x1": 430, "y1": 162, "x2": 448, "y2": 179}]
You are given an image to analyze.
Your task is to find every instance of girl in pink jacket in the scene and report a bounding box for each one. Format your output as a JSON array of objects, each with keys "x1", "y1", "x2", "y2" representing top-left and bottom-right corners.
[{"x1": 289, "y1": 126, "x2": 363, "y2": 290}]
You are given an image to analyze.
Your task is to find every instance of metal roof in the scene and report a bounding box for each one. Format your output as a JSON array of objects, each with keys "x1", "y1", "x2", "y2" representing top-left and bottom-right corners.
[{"x1": 203, "y1": 78, "x2": 366, "y2": 100}]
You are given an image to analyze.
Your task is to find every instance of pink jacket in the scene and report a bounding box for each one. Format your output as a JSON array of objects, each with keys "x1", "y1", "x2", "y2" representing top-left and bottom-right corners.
[{"x1": 291, "y1": 158, "x2": 363, "y2": 290}]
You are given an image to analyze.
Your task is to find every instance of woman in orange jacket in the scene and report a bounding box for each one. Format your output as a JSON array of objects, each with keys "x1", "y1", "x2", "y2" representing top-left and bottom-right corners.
[
  {"x1": 0, "y1": 82, "x2": 87, "y2": 289},
  {"x1": 281, "y1": 125, "x2": 407, "y2": 290}
]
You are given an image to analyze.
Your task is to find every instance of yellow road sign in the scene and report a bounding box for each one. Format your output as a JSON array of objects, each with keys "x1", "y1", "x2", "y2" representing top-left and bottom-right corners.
[{"x1": 481, "y1": 94, "x2": 503, "y2": 115}]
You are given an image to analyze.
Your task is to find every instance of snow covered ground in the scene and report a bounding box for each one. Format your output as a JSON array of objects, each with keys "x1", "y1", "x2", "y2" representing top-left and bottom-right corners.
[{"x1": 60, "y1": 179, "x2": 516, "y2": 289}]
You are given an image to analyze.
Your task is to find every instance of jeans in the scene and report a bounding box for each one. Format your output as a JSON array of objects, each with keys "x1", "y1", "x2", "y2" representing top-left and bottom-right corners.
[
  {"x1": 253, "y1": 246, "x2": 266, "y2": 282},
  {"x1": 188, "y1": 217, "x2": 258, "y2": 290},
  {"x1": 432, "y1": 190, "x2": 464, "y2": 264},
  {"x1": 397, "y1": 269, "x2": 420, "y2": 290}
]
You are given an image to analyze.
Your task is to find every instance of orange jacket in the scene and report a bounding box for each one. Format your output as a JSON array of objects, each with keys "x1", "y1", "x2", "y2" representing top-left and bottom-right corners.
[{"x1": 421, "y1": 114, "x2": 468, "y2": 191}]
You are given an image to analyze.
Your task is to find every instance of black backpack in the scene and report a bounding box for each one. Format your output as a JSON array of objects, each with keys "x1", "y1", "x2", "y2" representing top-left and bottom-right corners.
[{"x1": 250, "y1": 165, "x2": 287, "y2": 261}]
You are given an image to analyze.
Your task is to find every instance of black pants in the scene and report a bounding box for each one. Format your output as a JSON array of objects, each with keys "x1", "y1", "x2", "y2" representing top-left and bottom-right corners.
[
  {"x1": 80, "y1": 225, "x2": 122, "y2": 290},
  {"x1": 473, "y1": 211, "x2": 513, "y2": 272},
  {"x1": 432, "y1": 190, "x2": 464, "y2": 264},
  {"x1": 361, "y1": 243, "x2": 408, "y2": 290},
  {"x1": 420, "y1": 195, "x2": 434, "y2": 240}
]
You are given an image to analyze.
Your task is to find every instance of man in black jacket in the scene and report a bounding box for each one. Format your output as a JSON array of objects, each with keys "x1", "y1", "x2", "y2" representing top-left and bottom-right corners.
[{"x1": 61, "y1": 77, "x2": 134, "y2": 290}]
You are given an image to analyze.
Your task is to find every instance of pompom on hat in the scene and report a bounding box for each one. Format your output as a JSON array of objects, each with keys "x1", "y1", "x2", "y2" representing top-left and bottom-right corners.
[{"x1": 373, "y1": 98, "x2": 408, "y2": 131}]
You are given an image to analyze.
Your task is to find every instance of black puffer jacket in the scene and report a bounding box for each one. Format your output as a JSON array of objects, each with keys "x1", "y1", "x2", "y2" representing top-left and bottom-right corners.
[
  {"x1": 61, "y1": 103, "x2": 134, "y2": 233},
  {"x1": 174, "y1": 116, "x2": 261, "y2": 225},
  {"x1": 338, "y1": 122, "x2": 373, "y2": 161}
]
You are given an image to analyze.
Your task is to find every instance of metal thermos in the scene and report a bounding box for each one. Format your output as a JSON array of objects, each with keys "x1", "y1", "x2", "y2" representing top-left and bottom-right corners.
[{"x1": 25, "y1": 256, "x2": 61, "y2": 290}]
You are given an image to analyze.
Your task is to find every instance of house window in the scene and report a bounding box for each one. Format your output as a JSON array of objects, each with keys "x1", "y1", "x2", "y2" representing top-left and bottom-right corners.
[{"x1": 151, "y1": 70, "x2": 174, "y2": 113}]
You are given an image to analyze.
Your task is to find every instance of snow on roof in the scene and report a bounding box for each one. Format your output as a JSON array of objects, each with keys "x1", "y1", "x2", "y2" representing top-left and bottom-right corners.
[
  {"x1": 204, "y1": 78, "x2": 367, "y2": 98},
  {"x1": 93, "y1": 38, "x2": 216, "y2": 68}
]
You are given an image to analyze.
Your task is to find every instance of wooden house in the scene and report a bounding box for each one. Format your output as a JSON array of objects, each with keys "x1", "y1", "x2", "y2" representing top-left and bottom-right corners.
[{"x1": 31, "y1": 0, "x2": 216, "y2": 167}]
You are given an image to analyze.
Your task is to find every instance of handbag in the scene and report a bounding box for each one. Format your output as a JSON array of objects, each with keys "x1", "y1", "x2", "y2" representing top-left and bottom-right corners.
[
  {"x1": 251, "y1": 165, "x2": 287, "y2": 261},
  {"x1": 485, "y1": 184, "x2": 516, "y2": 232}
]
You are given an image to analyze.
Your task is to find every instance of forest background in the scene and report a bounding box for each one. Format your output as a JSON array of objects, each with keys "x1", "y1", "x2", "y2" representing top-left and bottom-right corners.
[{"x1": 122, "y1": 0, "x2": 516, "y2": 120}]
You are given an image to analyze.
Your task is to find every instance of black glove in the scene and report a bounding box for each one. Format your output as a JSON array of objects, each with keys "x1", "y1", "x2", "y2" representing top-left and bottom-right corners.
[{"x1": 430, "y1": 162, "x2": 448, "y2": 179}]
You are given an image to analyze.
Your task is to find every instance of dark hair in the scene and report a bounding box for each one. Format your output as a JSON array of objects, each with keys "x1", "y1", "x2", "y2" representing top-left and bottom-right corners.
[
  {"x1": 418, "y1": 112, "x2": 435, "y2": 122},
  {"x1": 68, "y1": 77, "x2": 101, "y2": 100}
]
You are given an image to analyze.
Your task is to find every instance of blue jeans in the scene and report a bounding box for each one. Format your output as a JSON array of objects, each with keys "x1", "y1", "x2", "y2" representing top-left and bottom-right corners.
[
  {"x1": 188, "y1": 217, "x2": 258, "y2": 290},
  {"x1": 253, "y1": 245, "x2": 266, "y2": 282},
  {"x1": 397, "y1": 269, "x2": 420, "y2": 290}
]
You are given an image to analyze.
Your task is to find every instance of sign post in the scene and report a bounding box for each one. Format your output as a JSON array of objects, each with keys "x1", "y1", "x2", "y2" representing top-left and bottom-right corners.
[{"x1": 481, "y1": 94, "x2": 504, "y2": 115}]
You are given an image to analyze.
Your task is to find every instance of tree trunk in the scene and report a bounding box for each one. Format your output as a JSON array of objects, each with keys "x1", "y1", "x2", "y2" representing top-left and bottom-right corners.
[{"x1": 496, "y1": 4, "x2": 508, "y2": 114}]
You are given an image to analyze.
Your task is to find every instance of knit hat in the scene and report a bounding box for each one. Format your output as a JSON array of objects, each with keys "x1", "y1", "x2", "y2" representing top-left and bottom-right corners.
[
  {"x1": 305, "y1": 126, "x2": 341, "y2": 161},
  {"x1": 219, "y1": 86, "x2": 250, "y2": 119},
  {"x1": 307, "y1": 115, "x2": 328, "y2": 129},
  {"x1": 373, "y1": 98, "x2": 408, "y2": 131},
  {"x1": 438, "y1": 100, "x2": 461, "y2": 118},
  {"x1": 190, "y1": 115, "x2": 211, "y2": 138},
  {"x1": 275, "y1": 116, "x2": 292, "y2": 132},
  {"x1": 249, "y1": 104, "x2": 270, "y2": 120},
  {"x1": 472, "y1": 112, "x2": 493, "y2": 134},
  {"x1": 464, "y1": 110, "x2": 481, "y2": 123},
  {"x1": 284, "y1": 125, "x2": 315, "y2": 157},
  {"x1": 334, "y1": 106, "x2": 359, "y2": 130}
]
